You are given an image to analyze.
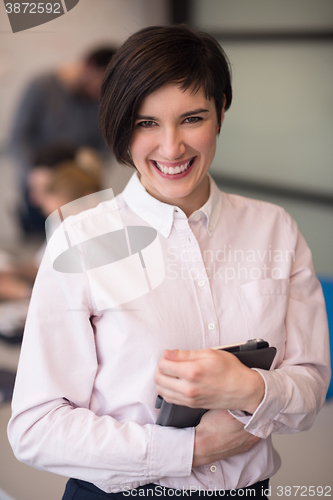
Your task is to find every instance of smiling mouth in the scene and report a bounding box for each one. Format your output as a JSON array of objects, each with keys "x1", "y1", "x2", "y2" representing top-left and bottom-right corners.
[{"x1": 153, "y1": 158, "x2": 195, "y2": 175}]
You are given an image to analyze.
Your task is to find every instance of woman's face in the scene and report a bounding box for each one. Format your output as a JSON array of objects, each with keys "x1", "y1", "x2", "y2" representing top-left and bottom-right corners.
[
  {"x1": 28, "y1": 167, "x2": 53, "y2": 207},
  {"x1": 129, "y1": 84, "x2": 224, "y2": 216}
]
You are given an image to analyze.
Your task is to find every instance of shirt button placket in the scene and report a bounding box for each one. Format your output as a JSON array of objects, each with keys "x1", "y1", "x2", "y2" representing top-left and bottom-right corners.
[{"x1": 178, "y1": 220, "x2": 219, "y2": 348}]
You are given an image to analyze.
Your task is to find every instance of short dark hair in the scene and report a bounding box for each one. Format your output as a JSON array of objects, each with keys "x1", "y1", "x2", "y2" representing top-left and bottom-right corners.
[
  {"x1": 85, "y1": 47, "x2": 117, "y2": 69},
  {"x1": 99, "y1": 24, "x2": 232, "y2": 167}
]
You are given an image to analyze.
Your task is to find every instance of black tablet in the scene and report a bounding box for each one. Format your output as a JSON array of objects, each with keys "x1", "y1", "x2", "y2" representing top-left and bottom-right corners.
[{"x1": 155, "y1": 339, "x2": 276, "y2": 428}]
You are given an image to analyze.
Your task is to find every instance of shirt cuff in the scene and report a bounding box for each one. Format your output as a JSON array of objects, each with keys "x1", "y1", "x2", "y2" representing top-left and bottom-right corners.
[
  {"x1": 229, "y1": 368, "x2": 288, "y2": 439},
  {"x1": 148, "y1": 424, "x2": 195, "y2": 481}
]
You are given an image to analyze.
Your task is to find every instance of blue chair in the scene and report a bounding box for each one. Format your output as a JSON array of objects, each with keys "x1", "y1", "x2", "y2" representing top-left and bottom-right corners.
[{"x1": 318, "y1": 277, "x2": 333, "y2": 399}]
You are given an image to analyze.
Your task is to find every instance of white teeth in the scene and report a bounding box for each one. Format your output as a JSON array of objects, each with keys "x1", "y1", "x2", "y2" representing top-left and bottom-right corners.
[{"x1": 154, "y1": 160, "x2": 192, "y2": 175}]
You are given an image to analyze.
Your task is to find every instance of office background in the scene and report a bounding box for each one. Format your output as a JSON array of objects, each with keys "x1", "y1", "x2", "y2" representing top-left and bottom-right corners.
[{"x1": 0, "y1": 1, "x2": 332, "y2": 499}]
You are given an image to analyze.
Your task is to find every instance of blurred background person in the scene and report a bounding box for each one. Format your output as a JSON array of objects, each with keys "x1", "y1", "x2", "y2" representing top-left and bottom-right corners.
[
  {"x1": 0, "y1": 143, "x2": 78, "y2": 303},
  {"x1": 0, "y1": 146, "x2": 102, "y2": 344},
  {"x1": 27, "y1": 142, "x2": 77, "y2": 222},
  {"x1": 8, "y1": 46, "x2": 116, "y2": 234},
  {"x1": 27, "y1": 143, "x2": 103, "y2": 225},
  {"x1": 37, "y1": 159, "x2": 102, "y2": 219}
]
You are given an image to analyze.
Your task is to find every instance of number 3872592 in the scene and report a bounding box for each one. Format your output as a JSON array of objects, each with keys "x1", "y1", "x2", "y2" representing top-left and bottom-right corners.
[
  {"x1": 5, "y1": 3, "x2": 61, "y2": 14},
  {"x1": 277, "y1": 486, "x2": 331, "y2": 497}
]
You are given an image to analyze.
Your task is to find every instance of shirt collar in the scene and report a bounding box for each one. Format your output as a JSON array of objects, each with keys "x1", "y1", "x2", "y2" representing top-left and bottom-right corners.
[
  {"x1": 188, "y1": 174, "x2": 222, "y2": 237},
  {"x1": 121, "y1": 172, "x2": 222, "y2": 238}
]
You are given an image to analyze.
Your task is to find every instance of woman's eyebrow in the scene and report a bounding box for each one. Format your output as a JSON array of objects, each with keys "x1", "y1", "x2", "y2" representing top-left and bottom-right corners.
[
  {"x1": 136, "y1": 115, "x2": 156, "y2": 121},
  {"x1": 136, "y1": 109, "x2": 209, "y2": 121},
  {"x1": 180, "y1": 108, "x2": 209, "y2": 118}
]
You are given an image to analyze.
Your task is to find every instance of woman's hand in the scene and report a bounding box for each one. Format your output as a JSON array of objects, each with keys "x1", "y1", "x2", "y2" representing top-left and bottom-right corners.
[
  {"x1": 192, "y1": 409, "x2": 261, "y2": 467},
  {"x1": 154, "y1": 348, "x2": 265, "y2": 414},
  {"x1": 0, "y1": 272, "x2": 31, "y2": 300}
]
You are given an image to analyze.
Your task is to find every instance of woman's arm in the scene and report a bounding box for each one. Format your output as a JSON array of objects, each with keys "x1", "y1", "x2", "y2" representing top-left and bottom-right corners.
[
  {"x1": 155, "y1": 227, "x2": 331, "y2": 445},
  {"x1": 7, "y1": 247, "x2": 194, "y2": 493}
]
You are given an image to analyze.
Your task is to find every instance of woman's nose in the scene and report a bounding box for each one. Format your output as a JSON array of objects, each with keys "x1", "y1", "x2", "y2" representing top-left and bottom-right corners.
[{"x1": 159, "y1": 128, "x2": 185, "y2": 160}]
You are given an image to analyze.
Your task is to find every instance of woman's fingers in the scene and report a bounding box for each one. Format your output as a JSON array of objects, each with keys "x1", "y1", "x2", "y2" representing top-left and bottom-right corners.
[
  {"x1": 155, "y1": 348, "x2": 251, "y2": 409},
  {"x1": 192, "y1": 410, "x2": 261, "y2": 467}
]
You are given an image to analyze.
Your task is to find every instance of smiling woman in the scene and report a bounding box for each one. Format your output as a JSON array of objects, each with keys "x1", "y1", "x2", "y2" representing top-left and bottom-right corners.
[
  {"x1": 99, "y1": 25, "x2": 232, "y2": 168},
  {"x1": 99, "y1": 25, "x2": 231, "y2": 216},
  {"x1": 8, "y1": 24, "x2": 330, "y2": 500},
  {"x1": 129, "y1": 84, "x2": 221, "y2": 215}
]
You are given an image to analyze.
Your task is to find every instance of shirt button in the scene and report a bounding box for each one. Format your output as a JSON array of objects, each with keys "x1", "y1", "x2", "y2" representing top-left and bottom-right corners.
[
  {"x1": 210, "y1": 465, "x2": 217, "y2": 473},
  {"x1": 208, "y1": 323, "x2": 215, "y2": 330},
  {"x1": 198, "y1": 280, "x2": 205, "y2": 287},
  {"x1": 251, "y1": 422, "x2": 258, "y2": 429}
]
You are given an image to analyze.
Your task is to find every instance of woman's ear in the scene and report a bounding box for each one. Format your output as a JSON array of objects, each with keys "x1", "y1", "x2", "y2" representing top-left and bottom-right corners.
[
  {"x1": 217, "y1": 94, "x2": 227, "y2": 134},
  {"x1": 221, "y1": 94, "x2": 227, "y2": 126}
]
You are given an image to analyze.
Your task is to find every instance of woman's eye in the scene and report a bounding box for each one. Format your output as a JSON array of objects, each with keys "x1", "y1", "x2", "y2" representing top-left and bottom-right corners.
[
  {"x1": 184, "y1": 116, "x2": 202, "y2": 124},
  {"x1": 137, "y1": 121, "x2": 155, "y2": 128}
]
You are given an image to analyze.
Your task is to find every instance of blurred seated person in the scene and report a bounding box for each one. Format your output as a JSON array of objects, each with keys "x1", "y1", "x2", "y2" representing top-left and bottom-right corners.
[
  {"x1": 9, "y1": 46, "x2": 116, "y2": 233},
  {"x1": 37, "y1": 160, "x2": 102, "y2": 218},
  {"x1": 27, "y1": 142, "x2": 77, "y2": 220},
  {"x1": 0, "y1": 157, "x2": 102, "y2": 302},
  {"x1": 28, "y1": 143, "x2": 103, "y2": 221}
]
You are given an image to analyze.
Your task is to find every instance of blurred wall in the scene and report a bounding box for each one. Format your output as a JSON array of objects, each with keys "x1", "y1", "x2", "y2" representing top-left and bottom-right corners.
[
  {"x1": 193, "y1": 0, "x2": 333, "y2": 30},
  {"x1": 192, "y1": 0, "x2": 333, "y2": 275},
  {"x1": 193, "y1": 0, "x2": 333, "y2": 191}
]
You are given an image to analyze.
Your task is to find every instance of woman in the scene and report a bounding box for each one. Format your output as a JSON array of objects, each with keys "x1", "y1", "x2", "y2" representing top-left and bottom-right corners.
[{"x1": 8, "y1": 25, "x2": 330, "y2": 499}]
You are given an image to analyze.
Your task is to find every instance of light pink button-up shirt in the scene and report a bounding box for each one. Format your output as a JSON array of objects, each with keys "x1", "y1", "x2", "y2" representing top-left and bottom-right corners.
[{"x1": 8, "y1": 173, "x2": 330, "y2": 493}]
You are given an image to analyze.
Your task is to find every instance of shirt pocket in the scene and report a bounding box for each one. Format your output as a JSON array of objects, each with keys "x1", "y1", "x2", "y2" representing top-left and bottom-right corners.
[{"x1": 236, "y1": 278, "x2": 289, "y2": 367}]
